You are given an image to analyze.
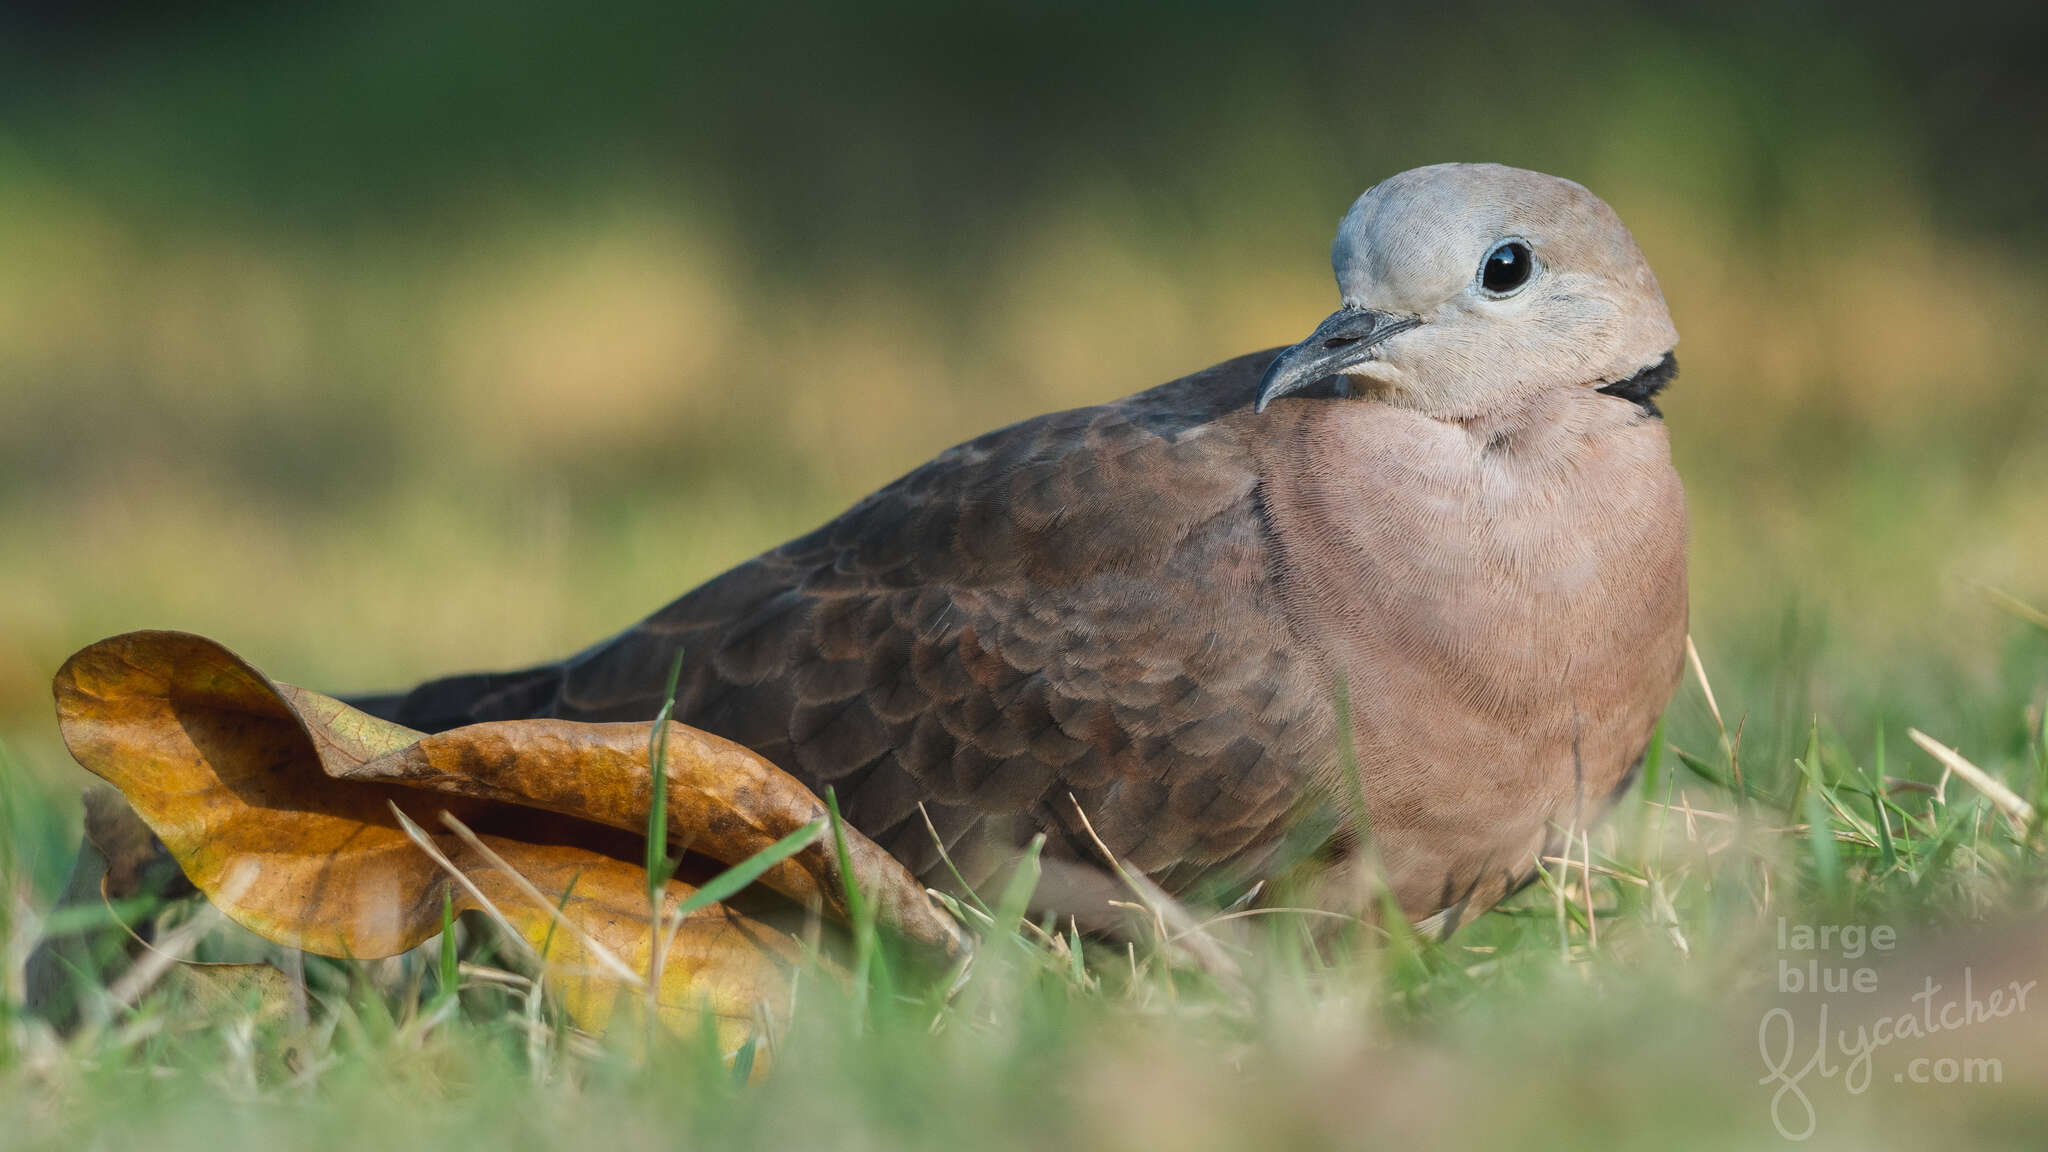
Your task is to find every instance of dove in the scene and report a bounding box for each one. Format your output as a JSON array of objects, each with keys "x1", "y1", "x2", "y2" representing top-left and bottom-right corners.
[{"x1": 349, "y1": 162, "x2": 1690, "y2": 931}]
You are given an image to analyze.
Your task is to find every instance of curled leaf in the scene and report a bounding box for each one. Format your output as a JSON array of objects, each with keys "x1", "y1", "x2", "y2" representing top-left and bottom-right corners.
[
  {"x1": 54, "y1": 631, "x2": 903, "y2": 1048},
  {"x1": 324, "y1": 711, "x2": 964, "y2": 955}
]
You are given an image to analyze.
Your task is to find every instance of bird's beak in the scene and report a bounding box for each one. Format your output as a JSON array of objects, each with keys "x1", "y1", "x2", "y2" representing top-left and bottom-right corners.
[{"x1": 1255, "y1": 308, "x2": 1421, "y2": 412}]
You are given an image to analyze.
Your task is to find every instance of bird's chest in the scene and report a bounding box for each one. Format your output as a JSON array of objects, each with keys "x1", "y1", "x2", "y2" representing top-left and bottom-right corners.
[
  {"x1": 1263, "y1": 395, "x2": 1688, "y2": 911},
  {"x1": 1277, "y1": 398, "x2": 1685, "y2": 689},
  {"x1": 1360, "y1": 445, "x2": 1666, "y2": 686}
]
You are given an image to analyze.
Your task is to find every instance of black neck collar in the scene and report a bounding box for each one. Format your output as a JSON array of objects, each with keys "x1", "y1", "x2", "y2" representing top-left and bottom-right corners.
[{"x1": 1594, "y1": 351, "x2": 1678, "y2": 417}]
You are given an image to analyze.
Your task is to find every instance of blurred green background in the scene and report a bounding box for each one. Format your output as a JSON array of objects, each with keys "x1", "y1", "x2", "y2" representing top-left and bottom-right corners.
[{"x1": 2, "y1": 0, "x2": 2045, "y2": 891}]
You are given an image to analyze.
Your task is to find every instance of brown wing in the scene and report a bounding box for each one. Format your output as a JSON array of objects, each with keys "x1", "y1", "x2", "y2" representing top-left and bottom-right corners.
[{"x1": 360, "y1": 350, "x2": 1333, "y2": 895}]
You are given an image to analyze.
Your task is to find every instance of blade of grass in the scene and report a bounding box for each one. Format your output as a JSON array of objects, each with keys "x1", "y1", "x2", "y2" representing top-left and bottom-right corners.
[
  {"x1": 675, "y1": 822, "x2": 825, "y2": 926},
  {"x1": 1909, "y1": 728, "x2": 2034, "y2": 833},
  {"x1": 646, "y1": 652, "x2": 687, "y2": 899},
  {"x1": 435, "y1": 887, "x2": 459, "y2": 1008},
  {"x1": 825, "y1": 786, "x2": 886, "y2": 1020},
  {"x1": 646, "y1": 651, "x2": 686, "y2": 1036},
  {"x1": 651, "y1": 821, "x2": 826, "y2": 970},
  {"x1": 1864, "y1": 727, "x2": 1898, "y2": 872},
  {"x1": 989, "y1": 835, "x2": 1046, "y2": 948},
  {"x1": 1799, "y1": 724, "x2": 1842, "y2": 902},
  {"x1": 1066, "y1": 918, "x2": 1087, "y2": 987},
  {"x1": 1687, "y1": 635, "x2": 1747, "y2": 806},
  {"x1": 729, "y1": 1033, "x2": 758, "y2": 1084},
  {"x1": 917, "y1": 802, "x2": 995, "y2": 918},
  {"x1": 415, "y1": 807, "x2": 633, "y2": 984},
  {"x1": 537, "y1": 867, "x2": 583, "y2": 963}
]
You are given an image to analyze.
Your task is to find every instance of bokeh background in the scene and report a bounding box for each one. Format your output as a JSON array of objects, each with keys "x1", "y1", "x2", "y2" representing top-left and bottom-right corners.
[{"x1": 3, "y1": 0, "x2": 2045, "y2": 890}]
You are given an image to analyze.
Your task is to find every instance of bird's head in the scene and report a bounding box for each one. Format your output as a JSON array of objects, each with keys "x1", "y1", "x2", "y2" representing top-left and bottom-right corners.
[{"x1": 1256, "y1": 163, "x2": 1677, "y2": 419}]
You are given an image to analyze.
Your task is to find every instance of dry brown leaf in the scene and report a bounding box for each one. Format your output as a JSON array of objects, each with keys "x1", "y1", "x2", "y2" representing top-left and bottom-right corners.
[
  {"x1": 316, "y1": 706, "x2": 963, "y2": 954},
  {"x1": 160, "y1": 961, "x2": 298, "y2": 1030},
  {"x1": 52, "y1": 630, "x2": 960, "y2": 1049},
  {"x1": 80, "y1": 785, "x2": 191, "y2": 901}
]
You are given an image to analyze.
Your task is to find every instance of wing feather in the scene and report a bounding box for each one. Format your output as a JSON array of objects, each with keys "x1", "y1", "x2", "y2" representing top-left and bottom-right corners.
[{"x1": 357, "y1": 350, "x2": 1332, "y2": 894}]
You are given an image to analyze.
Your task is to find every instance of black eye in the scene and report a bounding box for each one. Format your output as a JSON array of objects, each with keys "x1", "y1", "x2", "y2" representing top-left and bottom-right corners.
[{"x1": 1479, "y1": 240, "x2": 1534, "y2": 296}]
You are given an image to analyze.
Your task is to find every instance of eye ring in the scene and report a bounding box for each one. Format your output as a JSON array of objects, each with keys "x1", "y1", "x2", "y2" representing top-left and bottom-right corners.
[{"x1": 1477, "y1": 239, "x2": 1537, "y2": 297}]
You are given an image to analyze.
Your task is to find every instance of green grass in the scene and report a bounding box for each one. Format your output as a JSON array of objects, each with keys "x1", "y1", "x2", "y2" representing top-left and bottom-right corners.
[
  {"x1": 2, "y1": 6, "x2": 2045, "y2": 1146},
  {"x1": 6, "y1": 626, "x2": 2048, "y2": 1150}
]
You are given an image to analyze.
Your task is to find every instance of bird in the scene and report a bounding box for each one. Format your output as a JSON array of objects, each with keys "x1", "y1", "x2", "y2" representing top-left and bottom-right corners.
[{"x1": 351, "y1": 163, "x2": 1689, "y2": 933}]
